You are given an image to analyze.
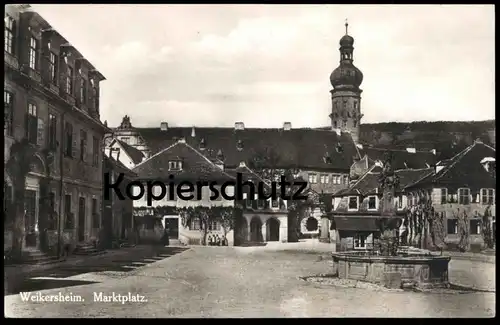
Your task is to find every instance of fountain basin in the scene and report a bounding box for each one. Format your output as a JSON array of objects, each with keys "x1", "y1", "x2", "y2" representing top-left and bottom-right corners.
[{"x1": 332, "y1": 251, "x2": 451, "y2": 289}]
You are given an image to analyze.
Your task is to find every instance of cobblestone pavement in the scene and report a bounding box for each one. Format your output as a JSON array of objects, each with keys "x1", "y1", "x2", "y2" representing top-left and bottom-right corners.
[{"x1": 4, "y1": 247, "x2": 496, "y2": 318}]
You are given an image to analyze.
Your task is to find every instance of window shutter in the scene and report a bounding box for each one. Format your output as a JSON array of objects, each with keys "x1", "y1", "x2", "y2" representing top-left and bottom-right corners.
[
  {"x1": 72, "y1": 129, "x2": 77, "y2": 158},
  {"x1": 37, "y1": 117, "x2": 45, "y2": 147}
]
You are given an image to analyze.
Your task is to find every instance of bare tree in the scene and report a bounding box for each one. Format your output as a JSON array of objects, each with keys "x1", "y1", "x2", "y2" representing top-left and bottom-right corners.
[
  {"x1": 454, "y1": 207, "x2": 470, "y2": 252},
  {"x1": 480, "y1": 205, "x2": 494, "y2": 249}
]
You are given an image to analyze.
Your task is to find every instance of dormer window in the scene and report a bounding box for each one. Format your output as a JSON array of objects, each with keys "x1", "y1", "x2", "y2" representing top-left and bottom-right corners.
[
  {"x1": 271, "y1": 199, "x2": 279, "y2": 208},
  {"x1": 199, "y1": 138, "x2": 206, "y2": 150},
  {"x1": 236, "y1": 139, "x2": 243, "y2": 151},
  {"x1": 169, "y1": 160, "x2": 182, "y2": 171},
  {"x1": 336, "y1": 143, "x2": 343, "y2": 153},
  {"x1": 348, "y1": 196, "x2": 359, "y2": 211},
  {"x1": 481, "y1": 188, "x2": 495, "y2": 205}
]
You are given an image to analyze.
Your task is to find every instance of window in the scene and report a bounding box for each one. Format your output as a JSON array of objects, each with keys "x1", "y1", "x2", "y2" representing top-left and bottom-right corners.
[
  {"x1": 354, "y1": 233, "x2": 367, "y2": 249},
  {"x1": 320, "y1": 174, "x2": 329, "y2": 184},
  {"x1": 29, "y1": 36, "x2": 38, "y2": 70},
  {"x1": 49, "y1": 52, "x2": 58, "y2": 85},
  {"x1": 271, "y1": 199, "x2": 279, "y2": 208},
  {"x1": 80, "y1": 130, "x2": 87, "y2": 162},
  {"x1": 92, "y1": 198, "x2": 99, "y2": 228},
  {"x1": 458, "y1": 188, "x2": 470, "y2": 205},
  {"x1": 92, "y1": 136, "x2": 99, "y2": 166},
  {"x1": 121, "y1": 137, "x2": 130, "y2": 144},
  {"x1": 447, "y1": 219, "x2": 458, "y2": 234},
  {"x1": 348, "y1": 196, "x2": 359, "y2": 210},
  {"x1": 208, "y1": 220, "x2": 219, "y2": 231},
  {"x1": 481, "y1": 189, "x2": 495, "y2": 205},
  {"x1": 470, "y1": 219, "x2": 481, "y2": 235},
  {"x1": 4, "y1": 16, "x2": 16, "y2": 54},
  {"x1": 65, "y1": 122, "x2": 73, "y2": 157},
  {"x1": 257, "y1": 200, "x2": 265, "y2": 209},
  {"x1": 343, "y1": 175, "x2": 349, "y2": 184},
  {"x1": 367, "y1": 196, "x2": 377, "y2": 210},
  {"x1": 189, "y1": 217, "x2": 202, "y2": 231},
  {"x1": 48, "y1": 113, "x2": 57, "y2": 150},
  {"x1": 308, "y1": 174, "x2": 317, "y2": 184},
  {"x1": 397, "y1": 195, "x2": 404, "y2": 209},
  {"x1": 26, "y1": 103, "x2": 38, "y2": 144},
  {"x1": 440, "y1": 188, "x2": 448, "y2": 204},
  {"x1": 80, "y1": 78, "x2": 87, "y2": 104},
  {"x1": 4, "y1": 91, "x2": 14, "y2": 136},
  {"x1": 169, "y1": 160, "x2": 182, "y2": 171},
  {"x1": 64, "y1": 194, "x2": 72, "y2": 228},
  {"x1": 245, "y1": 197, "x2": 253, "y2": 209},
  {"x1": 332, "y1": 175, "x2": 342, "y2": 185},
  {"x1": 66, "y1": 66, "x2": 74, "y2": 94}
]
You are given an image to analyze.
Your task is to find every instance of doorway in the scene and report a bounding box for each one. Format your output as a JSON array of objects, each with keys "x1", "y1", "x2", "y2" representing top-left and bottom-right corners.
[
  {"x1": 166, "y1": 217, "x2": 179, "y2": 239},
  {"x1": 234, "y1": 214, "x2": 248, "y2": 246},
  {"x1": 24, "y1": 190, "x2": 37, "y2": 247},
  {"x1": 250, "y1": 217, "x2": 263, "y2": 242},
  {"x1": 78, "y1": 197, "x2": 86, "y2": 242},
  {"x1": 267, "y1": 218, "x2": 280, "y2": 242}
]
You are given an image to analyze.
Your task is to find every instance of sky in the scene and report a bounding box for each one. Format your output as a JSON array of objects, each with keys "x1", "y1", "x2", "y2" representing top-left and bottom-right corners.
[{"x1": 31, "y1": 4, "x2": 495, "y2": 128}]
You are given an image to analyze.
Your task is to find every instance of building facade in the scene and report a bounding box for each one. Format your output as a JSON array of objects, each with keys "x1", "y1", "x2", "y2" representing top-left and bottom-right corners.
[{"x1": 4, "y1": 5, "x2": 107, "y2": 255}]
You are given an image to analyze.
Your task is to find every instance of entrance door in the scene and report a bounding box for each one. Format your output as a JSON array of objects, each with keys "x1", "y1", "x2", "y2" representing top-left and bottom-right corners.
[
  {"x1": 24, "y1": 190, "x2": 37, "y2": 247},
  {"x1": 78, "y1": 197, "x2": 86, "y2": 242},
  {"x1": 167, "y1": 218, "x2": 179, "y2": 239},
  {"x1": 250, "y1": 217, "x2": 263, "y2": 242},
  {"x1": 267, "y1": 218, "x2": 280, "y2": 242}
]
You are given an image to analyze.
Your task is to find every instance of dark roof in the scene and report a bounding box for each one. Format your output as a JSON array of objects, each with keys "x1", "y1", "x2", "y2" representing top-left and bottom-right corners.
[
  {"x1": 225, "y1": 163, "x2": 270, "y2": 187},
  {"x1": 114, "y1": 139, "x2": 145, "y2": 164},
  {"x1": 129, "y1": 127, "x2": 361, "y2": 171},
  {"x1": 132, "y1": 140, "x2": 235, "y2": 183},
  {"x1": 406, "y1": 141, "x2": 496, "y2": 191},
  {"x1": 334, "y1": 164, "x2": 433, "y2": 197},
  {"x1": 104, "y1": 155, "x2": 137, "y2": 178},
  {"x1": 360, "y1": 147, "x2": 437, "y2": 170}
]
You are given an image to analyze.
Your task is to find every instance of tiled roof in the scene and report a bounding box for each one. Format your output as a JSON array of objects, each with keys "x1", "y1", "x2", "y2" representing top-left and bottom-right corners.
[
  {"x1": 334, "y1": 164, "x2": 433, "y2": 197},
  {"x1": 132, "y1": 127, "x2": 361, "y2": 171},
  {"x1": 115, "y1": 139, "x2": 145, "y2": 164},
  {"x1": 406, "y1": 141, "x2": 496, "y2": 191},
  {"x1": 360, "y1": 147, "x2": 437, "y2": 170},
  {"x1": 132, "y1": 140, "x2": 235, "y2": 183},
  {"x1": 225, "y1": 163, "x2": 269, "y2": 185},
  {"x1": 104, "y1": 155, "x2": 137, "y2": 178}
]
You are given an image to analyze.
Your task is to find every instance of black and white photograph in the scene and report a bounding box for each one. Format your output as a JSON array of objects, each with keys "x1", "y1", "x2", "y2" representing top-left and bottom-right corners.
[{"x1": 4, "y1": 4, "x2": 495, "y2": 318}]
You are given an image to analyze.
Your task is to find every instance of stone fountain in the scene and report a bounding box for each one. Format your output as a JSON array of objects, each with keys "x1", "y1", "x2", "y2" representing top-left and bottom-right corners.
[{"x1": 331, "y1": 155, "x2": 451, "y2": 289}]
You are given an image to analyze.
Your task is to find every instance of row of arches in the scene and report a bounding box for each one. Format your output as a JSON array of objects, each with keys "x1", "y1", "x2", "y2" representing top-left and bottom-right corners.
[{"x1": 236, "y1": 216, "x2": 280, "y2": 245}]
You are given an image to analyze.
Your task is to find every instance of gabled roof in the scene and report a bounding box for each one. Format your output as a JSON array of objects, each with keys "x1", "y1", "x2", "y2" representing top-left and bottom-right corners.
[
  {"x1": 406, "y1": 140, "x2": 496, "y2": 191},
  {"x1": 111, "y1": 139, "x2": 145, "y2": 165},
  {"x1": 104, "y1": 155, "x2": 137, "y2": 178},
  {"x1": 132, "y1": 140, "x2": 234, "y2": 183},
  {"x1": 334, "y1": 163, "x2": 433, "y2": 197},
  {"x1": 128, "y1": 127, "x2": 361, "y2": 171},
  {"x1": 360, "y1": 146, "x2": 436, "y2": 170},
  {"x1": 225, "y1": 163, "x2": 269, "y2": 186}
]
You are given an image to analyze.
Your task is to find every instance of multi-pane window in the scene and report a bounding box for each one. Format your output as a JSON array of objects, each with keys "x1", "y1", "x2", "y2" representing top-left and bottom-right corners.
[
  {"x1": 208, "y1": 220, "x2": 219, "y2": 231},
  {"x1": 189, "y1": 217, "x2": 202, "y2": 231},
  {"x1": 458, "y1": 188, "x2": 470, "y2": 205},
  {"x1": 80, "y1": 130, "x2": 87, "y2": 162},
  {"x1": 320, "y1": 174, "x2": 329, "y2": 184},
  {"x1": 343, "y1": 175, "x2": 349, "y2": 184},
  {"x1": 354, "y1": 234, "x2": 367, "y2": 249},
  {"x1": 49, "y1": 52, "x2": 58, "y2": 84},
  {"x1": 92, "y1": 136, "x2": 99, "y2": 167},
  {"x1": 29, "y1": 36, "x2": 38, "y2": 70},
  {"x1": 48, "y1": 113, "x2": 57, "y2": 150},
  {"x1": 65, "y1": 122, "x2": 73, "y2": 157},
  {"x1": 397, "y1": 195, "x2": 404, "y2": 209},
  {"x1": 348, "y1": 196, "x2": 359, "y2": 210},
  {"x1": 440, "y1": 188, "x2": 448, "y2": 204},
  {"x1": 4, "y1": 91, "x2": 14, "y2": 136},
  {"x1": 26, "y1": 103, "x2": 38, "y2": 144},
  {"x1": 308, "y1": 174, "x2": 317, "y2": 184},
  {"x1": 481, "y1": 189, "x2": 495, "y2": 205},
  {"x1": 470, "y1": 220, "x2": 481, "y2": 235},
  {"x1": 169, "y1": 160, "x2": 182, "y2": 171},
  {"x1": 368, "y1": 196, "x2": 377, "y2": 210},
  {"x1": 66, "y1": 66, "x2": 74, "y2": 94},
  {"x1": 80, "y1": 78, "x2": 87, "y2": 104},
  {"x1": 332, "y1": 175, "x2": 342, "y2": 185},
  {"x1": 4, "y1": 16, "x2": 16, "y2": 54},
  {"x1": 447, "y1": 219, "x2": 458, "y2": 234}
]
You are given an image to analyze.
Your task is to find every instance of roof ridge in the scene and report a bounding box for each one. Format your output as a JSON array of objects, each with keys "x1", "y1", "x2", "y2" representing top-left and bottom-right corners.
[
  {"x1": 403, "y1": 169, "x2": 435, "y2": 190},
  {"x1": 182, "y1": 141, "x2": 236, "y2": 180},
  {"x1": 132, "y1": 141, "x2": 179, "y2": 170},
  {"x1": 350, "y1": 163, "x2": 378, "y2": 190}
]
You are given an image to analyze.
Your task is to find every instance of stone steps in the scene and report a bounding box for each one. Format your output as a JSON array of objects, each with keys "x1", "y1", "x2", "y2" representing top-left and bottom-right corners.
[{"x1": 74, "y1": 244, "x2": 107, "y2": 256}]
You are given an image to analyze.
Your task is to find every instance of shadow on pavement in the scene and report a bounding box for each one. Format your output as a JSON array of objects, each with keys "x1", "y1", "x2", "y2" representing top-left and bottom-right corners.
[{"x1": 6, "y1": 279, "x2": 99, "y2": 296}]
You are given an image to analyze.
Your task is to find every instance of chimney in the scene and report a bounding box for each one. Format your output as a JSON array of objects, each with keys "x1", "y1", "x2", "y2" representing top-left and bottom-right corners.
[
  {"x1": 160, "y1": 122, "x2": 168, "y2": 131},
  {"x1": 283, "y1": 122, "x2": 292, "y2": 131},
  {"x1": 234, "y1": 122, "x2": 245, "y2": 130},
  {"x1": 191, "y1": 126, "x2": 196, "y2": 137},
  {"x1": 406, "y1": 147, "x2": 416, "y2": 153},
  {"x1": 429, "y1": 149, "x2": 436, "y2": 155},
  {"x1": 177, "y1": 137, "x2": 186, "y2": 144},
  {"x1": 239, "y1": 161, "x2": 247, "y2": 168}
]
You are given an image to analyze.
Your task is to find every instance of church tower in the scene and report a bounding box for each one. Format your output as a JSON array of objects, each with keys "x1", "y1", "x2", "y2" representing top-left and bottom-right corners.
[{"x1": 329, "y1": 20, "x2": 363, "y2": 143}]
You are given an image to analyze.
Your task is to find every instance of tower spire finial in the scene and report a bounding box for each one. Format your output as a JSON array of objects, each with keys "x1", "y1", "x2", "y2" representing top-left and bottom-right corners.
[{"x1": 345, "y1": 18, "x2": 349, "y2": 35}]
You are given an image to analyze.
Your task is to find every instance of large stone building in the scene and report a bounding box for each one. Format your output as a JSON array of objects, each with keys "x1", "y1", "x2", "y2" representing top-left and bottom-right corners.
[{"x1": 4, "y1": 5, "x2": 107, "y2": 255}]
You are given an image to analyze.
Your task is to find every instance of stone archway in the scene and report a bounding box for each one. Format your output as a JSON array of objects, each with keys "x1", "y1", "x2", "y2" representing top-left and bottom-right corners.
[
  {"x1": 30, "y1": 155, "x2": 46, "y2": 175},
  {"x1": 266, "y1": 218, "x2": 280, "y2": 242},
  {"x1": 250, "y1": 217, "x2": 263, "y2": 243}
]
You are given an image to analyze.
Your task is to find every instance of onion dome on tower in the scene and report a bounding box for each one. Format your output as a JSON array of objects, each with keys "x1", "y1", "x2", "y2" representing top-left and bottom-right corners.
[{"x1": 329, "y1": 21, "x2": 363, "y2": 89}]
